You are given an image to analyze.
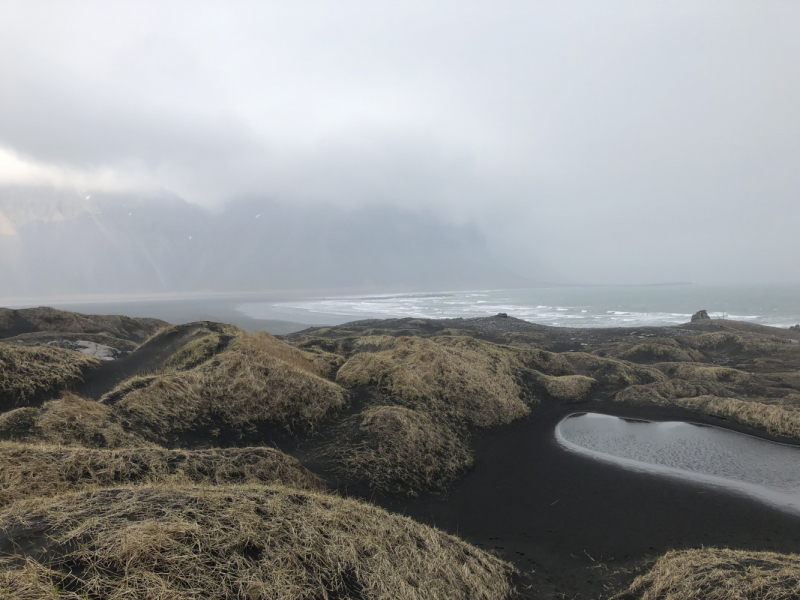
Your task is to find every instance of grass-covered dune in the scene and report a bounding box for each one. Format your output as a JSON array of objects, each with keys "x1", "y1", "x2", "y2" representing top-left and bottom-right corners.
[
  {"x1": 0, "y1": 306, "x2": 167, "y2": 343},
  {"x1": 0, "y1": 485, "x2": 517, "y2": 600},
  {"x1": 3, "y1": 309, "x2": 800, "y2": 599},
  {"x1": 618, "y1": 548, "x2": 800, "y2": 600},
  {"x1": 102, "y1": 327, "x2": 347, "y2": 446},
  {"x1": 0, "y1": 442, "x2": 322, "y2": 507},
  {"x1": 0, "y1": 343, "x2": 100, "y2": 409}
]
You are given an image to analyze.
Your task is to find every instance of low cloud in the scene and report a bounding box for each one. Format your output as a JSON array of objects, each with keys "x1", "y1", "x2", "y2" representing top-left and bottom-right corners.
[{"x1": 1, "y1": 1, "x2": 798, "y2": 285}]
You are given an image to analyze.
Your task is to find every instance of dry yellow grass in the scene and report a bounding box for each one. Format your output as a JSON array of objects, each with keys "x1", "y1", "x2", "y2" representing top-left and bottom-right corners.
[
  {"x1": 329, "y1": 405, "x2": 474, "y2": 496},
  {"x1": 0, "y1": 484, "x2": 518, "y2": 600},
  {"x1": 673, "y1": 395, "x2": 800, "y2": 439},
  {"x1": 336, "y1": 335, "x2": 530, "y2": 427},
  {"x1": 618, "y1": 548, "x2": 800, "y2": 600},
  {"x1": 654, "y1": 362, "x2": 753, "y2": 384},
  {"x1": 0, "y1": 306, "x2": 167, "y2": 343},
  {"x1": 0, "y1": 342, "x2": 100, "y2": 406},
  {"x1": 564, "y1": 353, "x2": 667, "y2": 390},
  {"x1": 0, "y1": 393, "x2": 146, "y2": 448},
  {"x1": 614, "y1": 382, "x2": 800, "y2": 439},
  {"x1": 614, "y1": 380, "x2": 726, "y2": 406},
  {"x1": 162, "y1": 328, "x2": 233, "y2": 371},
  {"x1": 616, "y1": 341, "x2": 704, "y2": 363},
  {"x1": 0, "y1": 442, "x2": 322, "y2": 506},
  {"x1": 104, "y1": 331, "x2": 347, "y2": 444},
  {"x1": 538, "y1": 374, "x2": 597, "y2": 402}
]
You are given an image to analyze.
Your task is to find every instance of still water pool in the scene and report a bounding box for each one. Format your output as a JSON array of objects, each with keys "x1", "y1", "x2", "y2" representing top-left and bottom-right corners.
[{"x1": 556, "y1": 412, "x2": 800, "y2": 514}]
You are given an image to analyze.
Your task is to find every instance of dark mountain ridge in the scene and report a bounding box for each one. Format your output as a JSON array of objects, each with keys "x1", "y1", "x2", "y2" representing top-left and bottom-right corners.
[{"x1": 0, "y1": 186, "x2": 541, "y2": 298}]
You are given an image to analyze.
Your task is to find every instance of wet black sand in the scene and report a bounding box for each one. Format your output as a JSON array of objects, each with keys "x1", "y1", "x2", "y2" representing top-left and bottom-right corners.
[{"x1": 370, "y1": 402, "x2": 800, "y2": 599}]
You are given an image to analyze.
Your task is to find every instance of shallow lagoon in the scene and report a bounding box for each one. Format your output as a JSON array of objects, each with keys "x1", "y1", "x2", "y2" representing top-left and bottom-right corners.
[{"x1": 556, "y1": 412, "x2": 800, "y2": 514}]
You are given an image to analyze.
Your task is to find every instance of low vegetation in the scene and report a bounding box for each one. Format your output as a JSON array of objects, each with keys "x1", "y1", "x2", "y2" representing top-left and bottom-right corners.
[
  {"x1": 619, "y1": 548, "x2": 800, "y2": 600},
  {"x1": 0, "y1": 306, "x2": 167, "y2": 343},
  {"x1": 0, "y1": 343, "x2": 99, "y2": 408},
  {"x1": 0, "y1": 443, "x2": 321, "y2": 506},
  {"x1": 0, "y1": 393, "x2": 146, "y2": 448},
  {"x1": 103, "y1": 331, "x2": 347, "y2": 445},
  {"x1": 673, "y1": 395, "x2": 800, "y2": 439},
  {"x1": 328, "y1": 405, "x2": 473, "y2": 495},
  {"x1": 563, "y1": 352, "x2": 667, "y2": 390},
  {"x1": 336, "y1": 335, "x2": 531, "y2": 427},
  {"x1": 0, "y1": 485, "x2": 518, "y2": 600},
  {"x1": 538, "y1": 374, "x2": 597, "y2": 402},
  {"x1": 615, "y1": 340, "x2": 704, "y2": 364}
]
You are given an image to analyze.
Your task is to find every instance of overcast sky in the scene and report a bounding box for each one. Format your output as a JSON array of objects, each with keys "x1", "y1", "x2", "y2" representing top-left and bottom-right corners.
[{"x1": 1, "y1": 1, "x2": 798, "y2": 285}]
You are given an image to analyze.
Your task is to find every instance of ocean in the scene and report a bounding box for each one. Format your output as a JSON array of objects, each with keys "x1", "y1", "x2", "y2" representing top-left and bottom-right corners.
[{"x1": 238, "y1": 284, "x2": 800, "y2": 329}]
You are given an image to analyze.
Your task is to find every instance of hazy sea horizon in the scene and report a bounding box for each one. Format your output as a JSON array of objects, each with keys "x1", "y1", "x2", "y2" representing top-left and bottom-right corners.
[{"x1": 238, "y1": 284, "x2": 800, "y2": 329}]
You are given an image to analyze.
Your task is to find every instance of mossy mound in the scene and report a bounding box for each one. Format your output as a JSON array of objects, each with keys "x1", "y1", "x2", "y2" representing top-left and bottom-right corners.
[
  {"x1": 654, "y1": 362, "x2": 753, "y2": 385},
  {"x1": 0, "y1": 393, "x2": 145, "y2": 448},
  {"x1": 102, "y1": 331, "x2": 347, "y2": 446},
  {"x1": 564, "y1": 353, "x2": 667, "y2": 390},
  {"x1": 538, "y1": 374, "x2": 597, "y2": 402},
  {"x1": 674, "y1": 395, "x2": 800, "y2": 439},
  {"x1": 0, "y1": 485, "x2": 517, "y2": 600},
  {"x1": 0, "y1": 306, "x2": 167, "y2": 343},
  {"x1": 0, "y1": 343, "x2": 100, "y2": 409},
  {"x1": 618, "y1": 548, "x2": 800, "y2": 600},
  {"x1": 328, "y1": 405, "x2": 473, "y2": 496},
  {"x1": 336, "y1": 335, "x2": 531, "y2": 427},
  {"x1": 0, "y1": 443, "x2": 321, "y2": 506},
  {"x1": 615, "y1": 340, "x2": 704, "y2": 364}
]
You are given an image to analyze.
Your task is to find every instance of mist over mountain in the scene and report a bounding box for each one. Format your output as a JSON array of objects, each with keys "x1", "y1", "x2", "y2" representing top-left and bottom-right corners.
[{"x1": 0, "y1": 186, "x2": 542, "y2": 298}]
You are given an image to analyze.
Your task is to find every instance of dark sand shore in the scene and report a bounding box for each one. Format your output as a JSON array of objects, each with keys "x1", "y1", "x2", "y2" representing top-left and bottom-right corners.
[{"x1": 365, "y1": 401, "x2": 800, "y2": 598}]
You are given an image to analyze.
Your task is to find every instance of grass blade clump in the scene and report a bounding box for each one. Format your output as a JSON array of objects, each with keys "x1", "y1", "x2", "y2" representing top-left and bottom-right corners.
[
  {"x1": 564, "y1": 353, "x2": 667, "y2": 390},
  {"x1": 0, "y1": 443, "x2": 322, "y2": 506},
  {"x1": 0, "y1": 485, "x2": 518, "y2": 600},
  {"x1": 336, "y1": 335, "x2": 531, "y2": 427},
  {"x1": 0, "y1": 393, "x2": 146, "y2": 448},
  {"x1": 328, "y1": 405, "x2": 474, "y2": 496},
  {"x1": 537, "y1": 374, "x2": 597, "y2": 402},
  {"x1": 618, "y1": 548, "x2": 800, "y2": 600},
  {"x1": 0, "y1": 343, "x2": 100, "y2": 409},
  {"x1": 103, "y1": 331, "x2": 347, "y2": 445}
]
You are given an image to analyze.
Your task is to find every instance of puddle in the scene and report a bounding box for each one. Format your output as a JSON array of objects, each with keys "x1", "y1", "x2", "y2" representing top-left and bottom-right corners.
[{"x1": 555, "y1": 412, "x2": 800, "y2": 513}]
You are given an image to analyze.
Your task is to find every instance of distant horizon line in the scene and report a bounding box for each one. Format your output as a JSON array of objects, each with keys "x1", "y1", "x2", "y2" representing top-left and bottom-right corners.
[{"x1": 6, "y1": 281, "x2": 800, "y2": 310}]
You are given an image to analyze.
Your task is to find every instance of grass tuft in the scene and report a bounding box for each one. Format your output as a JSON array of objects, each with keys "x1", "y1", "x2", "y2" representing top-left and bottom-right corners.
[
  {"x1": 0, "y1": 393, "x2": 146, "y2": 448},
  {"x1": 103, "y1": 331, "x2": 347, "y2": 445},
  {"x1": 0, "y1": 484, "x2": 517, "y2": 600},
  {"x1": 0, "y1": 343, "x2": 100, "y2": 408},
  {"x1": 336, "y1": 335, "x2": 531, "y2": 427},
  {"x1": 327, "y1": 405, "x2": 473, "y2": 496},
  {"x1": 618, "y1": 548, "x2": 800, "y2": 600},
  {"x1": 0, "y1": 442, "x2": 322, "y2": 506},
  {"x1": 538, "y1": 374, "x2": 597, "y2": 402}
]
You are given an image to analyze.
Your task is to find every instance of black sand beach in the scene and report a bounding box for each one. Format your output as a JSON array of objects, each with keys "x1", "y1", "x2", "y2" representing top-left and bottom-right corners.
[{"x1": 372, "y1": 401, "x2": 800, "y2": 598}]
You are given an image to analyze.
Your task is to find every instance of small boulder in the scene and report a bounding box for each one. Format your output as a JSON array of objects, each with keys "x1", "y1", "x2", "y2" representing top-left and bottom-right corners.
[
  {"x1": 691, "y1": 310, "x2": 711, "y2": 322},
  {"x1": 496, "y1": 313, "x2": 508, "y2": 318}
]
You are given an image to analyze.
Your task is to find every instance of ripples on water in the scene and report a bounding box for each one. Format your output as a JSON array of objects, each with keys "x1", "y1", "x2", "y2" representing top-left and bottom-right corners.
[
  {"x1": 238, "y1": 285, "x2": 800, "y2": 328},
  {"x1": 556, "y1": 413, "x2": 800, "y2": 513}
]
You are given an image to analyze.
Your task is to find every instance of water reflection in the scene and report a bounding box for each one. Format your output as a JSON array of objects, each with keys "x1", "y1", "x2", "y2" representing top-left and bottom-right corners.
[{"x1": 555, "y1": 412, "x2": 800, "y2": 513}]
